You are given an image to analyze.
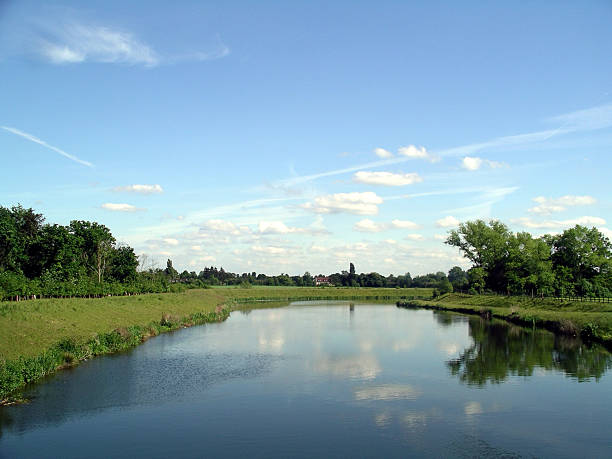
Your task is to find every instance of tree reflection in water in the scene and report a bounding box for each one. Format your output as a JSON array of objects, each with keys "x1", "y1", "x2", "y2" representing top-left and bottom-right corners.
[{"x1": 443, "y1": 312, "x2": 612, "y2": 385}]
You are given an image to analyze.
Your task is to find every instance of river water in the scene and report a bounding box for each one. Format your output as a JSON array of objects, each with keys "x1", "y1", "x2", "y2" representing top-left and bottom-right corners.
[{"x1": 1, "y1": 302, "x2": 611, "y2": 458}]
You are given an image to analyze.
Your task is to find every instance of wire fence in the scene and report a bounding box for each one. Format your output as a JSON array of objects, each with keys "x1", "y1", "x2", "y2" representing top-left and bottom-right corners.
[{"x1": 455, "y1": 290, "x2": 612, "y2": 303}]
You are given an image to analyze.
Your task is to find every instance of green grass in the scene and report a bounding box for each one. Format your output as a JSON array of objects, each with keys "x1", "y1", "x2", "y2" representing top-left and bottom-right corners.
[{"x1": 401, "y1": 293, "x2": 612, "y2": 345}]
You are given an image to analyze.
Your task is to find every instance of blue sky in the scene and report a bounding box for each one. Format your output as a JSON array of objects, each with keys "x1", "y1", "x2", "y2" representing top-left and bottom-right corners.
[{"x1": 1, "y1": 1, "x2": 611, "y2": 275}]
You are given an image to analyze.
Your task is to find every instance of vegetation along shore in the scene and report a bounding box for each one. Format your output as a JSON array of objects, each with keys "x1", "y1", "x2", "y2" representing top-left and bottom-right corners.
[
  {"x1": 398, "y1": 293, "x2": 612, "y2": 348},
  {"x1": 0, "y1": 286, "x2": 429, "y2": 403}
]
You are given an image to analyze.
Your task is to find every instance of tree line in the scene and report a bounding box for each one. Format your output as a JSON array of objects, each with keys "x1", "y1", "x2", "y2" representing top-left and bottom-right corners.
[
  {"x1": 445, "y1": 220, "x2": 612, "y2": 297},
  {"x1": 0, "y1": 205, "x2": 460, "y2": 299},
  {"x1": 0, "y1": 205, "x2": 168, "y2": 300}
]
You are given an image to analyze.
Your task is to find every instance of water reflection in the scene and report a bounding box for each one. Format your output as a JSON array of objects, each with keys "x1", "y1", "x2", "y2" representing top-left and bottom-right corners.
[
  {"x1": 2, "y1": 304, "x2": 612, "y2": 458},
  {"x1": 447, "y1": 314, "x2": 612, "y2": 385}
]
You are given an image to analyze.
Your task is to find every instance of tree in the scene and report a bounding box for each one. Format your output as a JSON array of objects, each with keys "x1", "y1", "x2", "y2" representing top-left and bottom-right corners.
[
  {"x1": 165, "y1": 259, "x2": 179, "y2": 282},
  {"x1": 109, "y1": 246, "x2": 139, "y2": 282},
  {"x1": 0, "y1": 205, "x2": 44, "y2": 274},
  {"x1": 448, "y1": 266, "x2": 468, "y2": 291},
  {"x1": 437, "y1": 277, "x2": 454, "y2": 294},
  {"x1": 549, "y1": 225, "x2": 611, "y2": 296},
  {"x1": 468, "y1": 267, "x2": 486, "y2": 294},
  {"x1": 446, "y1": 220, "x2": 512, "y2": 292},
  {"x1": 302, "y1": 271, "x2": 314, "y2": 286},
  {"x1": 69, "y1": 220, "x2": 116, "y2": 283}
]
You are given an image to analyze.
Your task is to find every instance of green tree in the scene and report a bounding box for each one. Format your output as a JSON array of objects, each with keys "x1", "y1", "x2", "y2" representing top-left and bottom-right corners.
[
  {"x1": 448, "y1": 266, "x2": 468, "y2": 291},
  {"x1": 109, "y1": 246, "x2": 139, "y2": 282},
  {"x1": 446, "y1": 220, "x2": 512, "y2": 292},
  {"x1": 165, "y1": 259, "x2": 179, "y2": 281},
  {"x1": 550, "y1": 225, "x2": 612, "y2": 296},
  {"x1": 69, "y1": 220, "x2": 116, "y2": 283}
]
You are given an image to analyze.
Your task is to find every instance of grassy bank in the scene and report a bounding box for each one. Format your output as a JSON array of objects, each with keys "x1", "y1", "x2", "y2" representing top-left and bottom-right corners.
[
  {"x1": 0, "y1": 287, "x2": 428, "y2": 402},
  {"x1": 399, "y1": 293, "x2": 612, "y2": 346}
]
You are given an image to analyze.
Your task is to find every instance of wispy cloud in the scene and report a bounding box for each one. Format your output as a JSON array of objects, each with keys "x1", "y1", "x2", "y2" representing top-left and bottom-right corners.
[
  {"x1": 353, "y1": 171, "x2": 422, "y2": 186},
  {"x1": 112, "y1": 184, "x2": 164, "y2": 194},
  {"x1": 37, "y1": 22, "x2": 229, "y2": 67},
  {"x1": 302, "y1": 192, "x2": 383, "y2": 215},
  {"x1": 275, "y1": 103, "x2": 612, "y2": 186},
  {"x1": 353, "y1": 218, "x2": 420, "y2": 233},
  {"x1": 528, "y1": 195, "x2": 596, "y2": 215},
  {"x1": 101, "y1": 203, "x2": 144, "y2": 212},
  {"x1": 512, "y1": 216, "x2": 606, "y2": 229},
  {"x1": 461, "y1": 156, "x2": 507, "y2": 171},
  {"x1": 1, "y1": 126, "x2": 93, "y2": 167},
  {"x1": 40, "y1": 24, "x2": 159, "y2": 66}
]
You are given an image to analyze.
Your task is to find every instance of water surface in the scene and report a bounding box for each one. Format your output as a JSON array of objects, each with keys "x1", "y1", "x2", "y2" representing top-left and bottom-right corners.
[{"x1": 1, "y1": 302, "x2": 611, "y2": 458}]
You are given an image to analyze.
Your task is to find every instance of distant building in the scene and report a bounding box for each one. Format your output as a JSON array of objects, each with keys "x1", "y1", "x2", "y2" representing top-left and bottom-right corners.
[{"x1": 314, "y1": 276, "x2": 332, "y2": 286}]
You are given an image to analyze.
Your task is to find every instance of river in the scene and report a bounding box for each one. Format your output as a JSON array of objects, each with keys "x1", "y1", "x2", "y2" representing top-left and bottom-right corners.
[{"x1": 1, "y1": 301, "x2": 611, "y2": 458}]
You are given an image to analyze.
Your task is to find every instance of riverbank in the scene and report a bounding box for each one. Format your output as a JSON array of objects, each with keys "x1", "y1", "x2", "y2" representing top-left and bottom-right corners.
[
  {"x1": 398, "y1": 293, "x2": 612, "y2": 346},
  {"x1": 0, "y1": 287, "x2": 429, "y2": 402}
]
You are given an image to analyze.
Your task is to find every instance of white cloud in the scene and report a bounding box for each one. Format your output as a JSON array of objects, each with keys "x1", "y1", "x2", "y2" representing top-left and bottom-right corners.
[
  {"x1": 162, "y1": 238, "x2": 179, "y2": 246},
  {"x1": 354, "y1": 218, "x2": 421, "y2": 233},
  {"x1": 257, "y1": 219, "x2": 328, "y2": 235},
  {"x1": 112, "y1": 184, "x2": 163, "y2": 194},
  {"x1": 374, "y1": 147, "x2": 393, "y2": 158},
  {"x1": 354, "y1": 219, "x2": 386, "y2": 233},
  {"x1": 398, "y1": 145, "x2": 439, "y2": 162},
  {"x1": 398, "y1": 145, "x2": 427, "y2": 159},
  {"x1": 258, "y1": 221, "x2": 294, "y2": 234},
  {"x1": 101, "y1": 203, "x2": 142, "y2": 212},
  {"x1": 391, "y1": 219, "x2": 420, "y2": 229},
  {"x1": 201, "y1": 219, "x2": 243, "y2": 235},
  {"x1": 274, "y1": 103, "x2": 612, "y2": 189},
  {"x1": 302, "y1": 192, "x2": 383, "y2": 215},
  {"x1": 461, "y1": 156, "x2": 483, "y2": 170},
  {"x1": 405, "y1": 234, "x2": 424, "y2": 241},
  {"x1": 37, "y1": 22, "x2": 230, "y2": 67},
  {"x1": 434, "y1": 234, "x2": 447, "y2": 241},
  {"x1": 513, "y1": 216, "x2": 606, "y2": 229},
  {"x1": 40, "y1": 24, "x2": 159, "y2": 66},
  {"x1": 461, "y1": 156, "x2": 508, "y2": 171},
  {"x1": 1, "y1": 126, "x2": 93, "y2": 167},
  {"x1": 190, "y1": 245, "x2": 202, "y2": 252},
  {"x1": 599, "y1": 227, "x2": 612, "y2": 240},
  {"x1": 353, "y1": 171, "x2": 422, "y2": 186},
  {"x1": 436, "y1": 216, "x2": 460, "y2": 228},
  {"x1": 252, "y1": 245, "x2": 287, "y2": 255},
  {"x1": 528, "y1": 195, "x2": 596, "y2": 215}
]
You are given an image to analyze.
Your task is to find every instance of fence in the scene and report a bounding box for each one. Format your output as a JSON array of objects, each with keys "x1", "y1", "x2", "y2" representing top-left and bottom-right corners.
[{"x1": 455, "y1": 290, "x2": 612, "y2": 303}]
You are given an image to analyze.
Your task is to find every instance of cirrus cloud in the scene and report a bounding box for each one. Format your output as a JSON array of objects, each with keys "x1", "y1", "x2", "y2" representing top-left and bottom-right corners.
[
  {"x1": 112, "y1": 184, "x2": 163, "y2": 194},
  {"x1": 101, "y1": 203, "x2": 143, "y2": 212},
  {"x1": 353, "y1": 171, "x2": 423, "y2": 186},
  {"x1": 461, "y1": 156, "x2": 507, "y2": 171}
]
